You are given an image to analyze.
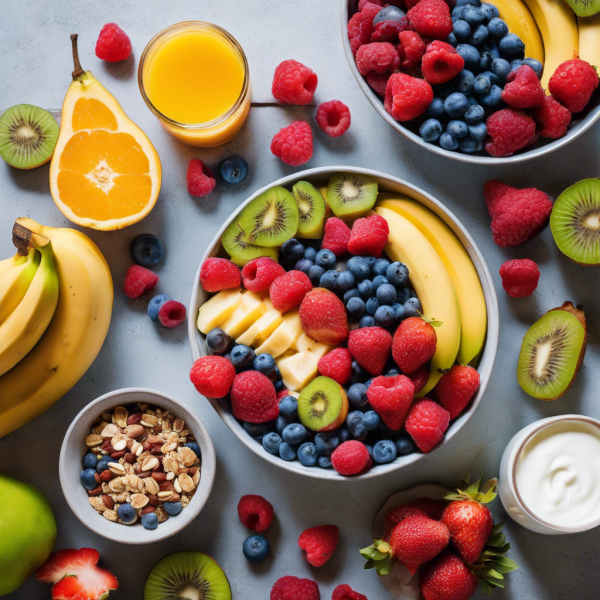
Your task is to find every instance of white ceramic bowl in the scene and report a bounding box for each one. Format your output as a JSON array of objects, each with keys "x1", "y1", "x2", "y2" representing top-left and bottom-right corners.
[
  {"x1": 341, "y1": 0, "x2": 600, "y2": 165},
  {"x1": 59, "y1": 388, "x2": 216, "y2": 544},
  {"x1": 188, "y1": 166, "x2": 499, "y2": 480}
]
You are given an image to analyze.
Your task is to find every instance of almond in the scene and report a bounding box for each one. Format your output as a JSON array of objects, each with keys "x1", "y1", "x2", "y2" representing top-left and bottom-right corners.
[
  {"x1": 124, "y1": 424, "x2": 145, "y2": 440},
  {"x1": 102, "y1": 494, "x2": 115, "y2": 510},
  {"x1": 85, "y1": 434, "x2": 103, "y2": 447},
  {"x1": 127, "y1": 413, "x2": 143, "y2": 426}
]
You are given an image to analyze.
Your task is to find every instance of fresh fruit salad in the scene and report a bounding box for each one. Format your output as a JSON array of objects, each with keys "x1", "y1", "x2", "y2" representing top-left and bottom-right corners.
[{"x1": 191, "y1": 171, "x2": 488, "y2": 476}]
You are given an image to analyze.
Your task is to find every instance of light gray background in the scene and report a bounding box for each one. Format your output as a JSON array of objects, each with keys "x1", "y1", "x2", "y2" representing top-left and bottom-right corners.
[{"x1": 1, "y1": 1, "x2": 599, "y2": 598}]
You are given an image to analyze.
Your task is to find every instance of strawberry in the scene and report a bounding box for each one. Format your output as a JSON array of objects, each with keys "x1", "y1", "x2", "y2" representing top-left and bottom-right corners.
[
  {"x1": 332, "y1": 584, "x2": 367, "y2": 600},
  {"x1": 366, "y1": 375, "x2": 414, "y2": 430},
  {"x1": 407, "y1": 365, "x2": 429, "y2": 394},
  {"x1": 405, "y1": 398, "x2": 450, "y2": 452},
  {"x1": 383, "y1": 505, "x2": 428, "y2": 541},
  {"x1": 348, "y1": 327, "x2": 393, "y2": 376},
  {"x1": 299, "y1": 288, "x2": 349, "y2": 345},
  {"x1": 322, "y1": 217, "x2": 351, "y2": 257},
  {"x1": 347, "y1": 214, "x2": 390, "y2": 257},
  {"x1": 386, "y1": 497, "x2": 448, "y2": 533},
  {"x1": 392, "y1": 317, "x2": 437, "y2": 374},
  {"x1": 318, "y1": 348, "x2": 353, "y2": 385},
  {"x1": 298, "y1": 525, "x2": 339, "y2": 567},
  {"x1": 435, "y1": 365, "x2": 480, "y2": 419},
  {"x1": 419, "y1": 550, "x2": 478, "y2": 600}
]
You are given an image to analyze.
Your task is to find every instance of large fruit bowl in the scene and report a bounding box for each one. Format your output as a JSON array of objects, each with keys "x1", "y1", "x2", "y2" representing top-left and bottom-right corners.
[
  {"x1": 341, "y1": 0, "x2": 600, "y2": 165},
  {"x1": 189, "y1": 166, "x2": 499, "y2": 480}
]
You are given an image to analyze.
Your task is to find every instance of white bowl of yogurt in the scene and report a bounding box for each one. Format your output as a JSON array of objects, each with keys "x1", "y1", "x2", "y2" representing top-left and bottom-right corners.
[{"x1": 499, "y1": 415, "x2": 600, "y2": 535}]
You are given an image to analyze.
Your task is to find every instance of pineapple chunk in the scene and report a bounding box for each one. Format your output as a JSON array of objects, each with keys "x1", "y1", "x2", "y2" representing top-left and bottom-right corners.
[
  {"x1": 292, "y1": 332, "x2": 316, "y2": 352},
  {"x1": 255, "y1": 321, "x2": 295, "y2": 358},
  {"x1": 220, "y1": 292, "x2": 267, "y2": 339},
  {"x1": 277, "y1": 350, "x2": 320, "y2": 392},
  {"x1": 254, "y1": 309, "x2": 284, "y2": 342},
  {"x1": 197, "y1": 288, "x2": 242, "y2": 334},
  {"x1": 309, "y1": 342, "x2": 335, "y2": 360},
  {"x1": 262, "y1": 295, "x2": 274, "y2": 311},
  {"x1": 282, "y1": 310, "x2": 303, "y2": 343}
]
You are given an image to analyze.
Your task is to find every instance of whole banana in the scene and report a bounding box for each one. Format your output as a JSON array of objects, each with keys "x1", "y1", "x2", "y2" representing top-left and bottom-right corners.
[
  {"x1": 578, "y1": 15, "x2": 600, "y2": 66},
  {"x1": 0, "y1": 247, "x2": 40, "y2": 324},
  {"x1": 0, "y1": 253, "x2": 28, "y2": 276}
]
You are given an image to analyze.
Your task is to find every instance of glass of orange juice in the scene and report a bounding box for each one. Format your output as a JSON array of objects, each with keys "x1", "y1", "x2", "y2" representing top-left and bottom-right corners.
[{"x1": 138, "y1": 22, "x2": 251, "y2": 147}]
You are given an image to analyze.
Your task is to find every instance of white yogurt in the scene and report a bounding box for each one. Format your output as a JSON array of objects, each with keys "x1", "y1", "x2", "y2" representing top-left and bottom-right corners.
[{"x1": 516, "y1": 420, "x2": 600, "y2": 528}]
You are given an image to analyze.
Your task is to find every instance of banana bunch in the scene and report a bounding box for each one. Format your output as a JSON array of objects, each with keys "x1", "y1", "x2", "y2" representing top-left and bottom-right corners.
[
  {"x1": 0, "y1": 218, "x2": 113, "y2": 438},
  {"x1": 578, "y1": 15, "x2": 600, "y2": 66}
]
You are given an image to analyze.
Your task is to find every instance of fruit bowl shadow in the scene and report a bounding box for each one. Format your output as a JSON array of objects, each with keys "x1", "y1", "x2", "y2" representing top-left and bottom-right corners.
[
  {"x1": 189, "y1": 167, "x2": 499, "y2": 480},
  {"x1": 340, "y1": 0, "x2": 600, "y2": 165}
]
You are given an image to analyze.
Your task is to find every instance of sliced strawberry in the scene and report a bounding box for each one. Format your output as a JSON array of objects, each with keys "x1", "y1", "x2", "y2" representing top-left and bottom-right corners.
[
  {"x1": 51, "y1": 572, "x2": 116, "y2": 600},
  {"x1": 36, "y1": 549, "x2": 101, "y2": 583}
]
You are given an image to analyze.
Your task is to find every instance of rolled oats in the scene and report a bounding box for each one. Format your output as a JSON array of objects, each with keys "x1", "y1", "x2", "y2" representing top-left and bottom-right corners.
[
  {"x1": 113, "y1": 406, "x2": 128, "y2": 428},
  {"x1": 103, "y1": 510, "x2": 118, "y2": 522},
  {"x1": 130, "y1": 493, "x2": 149, "y2": 509},
  {"x1": 85, "y1": 434, "x2": 103, "y2": 447}
]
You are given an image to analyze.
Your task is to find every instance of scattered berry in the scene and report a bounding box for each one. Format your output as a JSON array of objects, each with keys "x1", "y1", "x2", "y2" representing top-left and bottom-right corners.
[
  {"x1": 548, "y1": 59, "x2": 599, "y2": 114},
  {"x1": 483, "y1": 180, "x2": 513, "y2": 217},
  {"x1": 200, "y1": 257, "x2": 241, "y2": 292},
  {"x1": 331, "y1": 440, "x2": 370, "y2": 476},
  {"x1": 316, "y1": 100, "x2": 352, "y2": 137},
  {"x1": 157, "y1": 300, "x2": 186, "y2": 327},
  {"x1": 270, "y1": 576, "x2": 320, "y2": 600},
  {"x1": 407, "y1": 0, "x2": 453, "y2": 39},
  {"x1": 332, "y1": 584, "x2": 368, "y2": 600},
  {"x1": 271, "y1": 121, "x2": 314, "y2": 166},
  {"x1": 318, "y1": 348, "x2": 353, "y2": 385},
  {"x1": 532, "y1": 95, "x2": 572, "y2": 139},
  {"x1": 272, "y1": 60, "x2": 318, "y2": 105},
  {"x1": 270, "y1": 270, "x2": 313, "y2": 313},
  {"x1": 238, "y1": 495, "x2": 274, "y2": 532},
  {"x1": 148, "y1": 294, "x2": 168, "y2": 322},
  {"x1": 405, "y1": 398, "x2": 450, "y2": 452},
  {"x1": 385, "y1": 73, "x2": 434, "y2": 122},
  {"x1": 242, "y1": 257, "x2": 286, "y2": 292},
  {"x1": 348, "y1": 327, "x2": 393, "y2": 376},
  {"x1": 392, "y1": 317, "x2": 437, "y2": 374},
  {"x1": 421, "y1": 41, "x2": 465, "y2": 85},
  {"x1": 348, "y1": 214, "x2": 390, "y2": 257},
  {"x1": 187, "y1": 159, "x2": 216, "y2": 197},
  {"x1": 366, "y1": 375, "x2": 415, "y2": 430},
  {"x1": 499, "y1": 258, "x2": 540, "y2": 298},
  {"x1": 123, "y1": 265, "x2": 158, "y2": 299},
  {"x1": 95, "y1": 23, "x2": 131, "y2": 62},
  {"x1": 130, "y1": 233, "x2": 164, "y2": 267},
  {"x1": 189, "y1": 356, "x2": 235, "y2": 398},
  {"x1": 219, "y1": 155, "x2": 249, "y2": 184},
  {"x1": 230, "y1": 371, "x2": 279, "y2": 423},
  {"x1": 300, "y1": 288, "x2": 349, "y2": 345},
  {"x1": 298, "y1": 525, "x2": 339, "y2": 567},
  {"x1": 356, "y1": 42, "x2": 400, "y2": 76},
  {"x1": 501, "y1": 65, "x2": 545, "y2": 109},
  {"x1": 243, "y1": 534, "x2": 270, "y2": 563},
  {"x1": 485, "y1": 109, "x2": 537, "y2": 157},
  {"x1": 397, "y1": 31, "x2": 426, "y2": 70},
  {"x1": 419, "y1": 550, "x2": 478, "y2": 600}
]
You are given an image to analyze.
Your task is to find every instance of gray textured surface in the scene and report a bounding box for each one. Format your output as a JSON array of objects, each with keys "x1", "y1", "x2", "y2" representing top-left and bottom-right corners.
[{"x1": 0, "y1": 1, "x2": 599, "y2": 598}]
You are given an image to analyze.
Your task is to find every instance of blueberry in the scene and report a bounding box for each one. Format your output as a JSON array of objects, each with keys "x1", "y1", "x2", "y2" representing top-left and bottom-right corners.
[
  {"x1": 404, "y1": 297, "x2": 422, "y2": 317},
  {"x1": 392, "y1": 302, "x2": 406, "y2": 321},
  {"x1": 456, "y1": 69, "x2": 475, "y2": 95},
  {"x1": 371, "y1": 276, "x2": 388, "y2": 290},
  {"x1": 366, "y1": 297, "x2": 380, "y2": 316},
  {"x1": 315, "y1": 432, "x2": 340, "y2": 456},
  {"x1": 363, "y1": 411, "x2": 381, "y2": 431},
  {"x1": 373, "y1": 258, "x2": 391, "y2": 277},
  {"x1": 148, "y1": 294, "x2": 169, "y2": 323},
  {"x1": 206, "y1": 327, "x2": 232, "y2": 355},
  {"x1": 479, "y1": 84, "x2": 503, "y2": 107},
  {"x1": 80, "y1": 468, "x2": 98, "y2": 490},
  {"x1": 482, "y1": 39, "x2": 501, "y2": 59},
  {"x1": 462, "y1": 5, "x2": 485, "y2": 25},
  {"x1": 444, "y1": 93, "x2": 469, "y2": 119},
  {"x1": 318, "y1": 455, "x2": 333, "y2": 468},
  {"x1": 468, "y1": 95, "x2": 480, "y2": 107},
  {"x1": 231, "y1": 345, "x2": 255, "y2": 371},
  {"x1": 396, "y1": 287, "x2": 416, "y2": 304},
  {"x1": 452, "y1": 5, "x2": 465, "y2": 19},
  {"x1": 298, "y1": 442, "x2": 318, "y2": 467},
  {"x1": 395, "y1": 432, "x2": 417, "y2": 455},
  {"x1": 243, "y1": 534, "x2": 270, "y2": 563},
  {"x1": 470, "y1": 23, "x2": 489, "y2": 46},
  {"x1": 243, "y1": 420, "x2": 275, "y2": 439},
  {"x1": 281, "y1": 238, "x2": 305, "y2": 261},
  {"x1": 474, "y1": 73, "x2": 491, "y2": 94},
  {"x1": 435, "y1": 81, "x2": 458, "y2": 99},
  {"x1": 319, "y1": 270, "x2": 339, "y2": 292},
  {"x1": 274, "y1": 380, "x2": 285, "y2": 392},
  {"x1": 459, "y1": 136, "x2": 482, "y2": 153},
  {"x1": 263, "y1": 432, "x2": 283, "y2": 455},
  {"x1": 275, "y1": 415, "x2": 288, "y2": 436},
  {"x1": 453, "y1": 19, "x2": 471, "y2": 41},
  {"x1": 365, "y1": 378, "x2": 374, "y2": 389},
  {"x1": 499, "y1": 33, "x2": 524, "y2": 59},
  {"x1": 440, "y1": 132, "x2": 459, "y2": 151},
  {"x1": 347, "y1": 383, "x2": 368, "y2": 408},
  {"x1": 359, "y1": 315, "x2": 376, "y2": 328},
  {"x1": 130, "y1": 233, "x2": 164, "y2": 267},
  {"x1": 373, "y1": 440, "x2": 398, "y2": 464},
  {"x1": 337, "y1": 270, "x2": 356, "y2": 291},
  {"x1": 118, "y1": 503, "x2": 137, "y2": 524},
  {"x1": 375, "y1": 305, "x2": 396, "y2": 328},
  {"x1": 164, "y1": 501, "x2": 183, "y2": 516},
  {"x1": 523, "y1": 57, "x2": 543, "y2": 77},
  {"x1": 447, "y1": 120, "x2": 469, "y2": 139},
  {"x1": 308, "y1": 265, "x2": 325, "y2": 286},
  {"x1": 427, "y1": 97, "x2": 446, "y2": 119},
  {"x1": 457, "y1": 44, "x2": 480, "y2": 71},
  {"x1": 376, "y1": 283, "x2": 396, "y2": 305},
  {"x1": 346, "y1": 296, "x2": 366, "y2": 321},
  {"x1": 83, "y1": 452, "x2": 98, "y2": 470},
  {"x1": 279, "y1": 395, "x2": 298, "y2": 419},
  {"x1": 279, "y1": 442, "x2": 297, "y2": 461},
  {"x1": 487, "y1": 17, "x2": 508, "y2": 40},
  {"x1": 96, "y1": 455, "x2": 112, "y2": 473},
  {"x1": 346, "y1": 256, "x2": 370, "y2": 281},
  {"x1": 456, "y1": 0, "x2": 481, "y2": 6},
  {"x1": 358, "y1": 279, "x2": 375, "y2": 298},
  {"x1": 373, "y1": 4, "x2": 406, "y2": 24},
  {"x1": 361, "y1": 256, "x2": 377, "y2": 268},
  {"x1": 352, "y1": 360, "x2": 368, "y2": 383},
  {"x1": 481, "y1": 3, "x2": 499, "y2": 21},
  {"x1": 184, "y1": 442, "x2": 201, "y2": 457},
  {"x1": 509, "y1": 58, "x2": 524, "y2": 73},
  {"x1": 346, "y1": 411, "x2": 364, "y2": 436},
  {"x1": 343, "y1": 288, "x2": 361, "y2": 304},
  {"x1": 338, "y1": 428, "x2": 352, "y2": 443},
  {"x1": 303, "y1": 247, "x2": 317, "y2": 262},
  {"x1": 219, "y1": 155, "x2": 249, "y2": 184},
  {"x1": 468, "y1": 121, "x2": 488, "y2": 141},
  {"x1": 282, "y1": 423, "x2": 307, "y2": 445},
  {"x1": 141, "y1": 512, "x2": 159, "y2": 530},
  {"x1": 253, "y1": 353, "x2": 276, "y2": 377},
  {"x1": 315, "y1": 249, "x2": 336, "y2": 270},
  {"x1": 419, "y1": 118, "x2": 443, "y2": 143},
  {"x1": 295, "y1": 258, "x2": 314, "y2": 274},
  {"x1": 491, "y1": 57, "x2": 511, "y2": 82},
  {"x1": 386, "y1": 367, "x2": 401, "y2": 376},
  {"x1": 478, "y1": 50, "x2": 493, "y2": 71}
]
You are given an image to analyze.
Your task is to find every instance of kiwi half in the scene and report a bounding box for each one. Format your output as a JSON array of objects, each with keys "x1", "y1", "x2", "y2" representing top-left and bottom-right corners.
[
  {"x1": 298, "y1": 376, "x2": 349, "y2": 431},
  {"x1": 563, "y1": 0, "x2": 600, "y2": 16},
  {"x1": 326, "y1": 173, "x2": 378, "y2": 219},
  {"x1": 292, "y1": 181, "x2": 326, "y2": 239},
  {"x1": 517, "y1": 301, "x2": 587, "y2": 401},
  {"x1": 144, "y1": 551, "x2": 231, "y2": 600},
  {"x1": 0, "y1": 104, "x2": 59, "y2": 169},
  {"x1": 221, "y1": 223, "x2": 279, "y2": 266},
  {"x1": 551, "y1": 179, "x2": 600, "y2": 266}
]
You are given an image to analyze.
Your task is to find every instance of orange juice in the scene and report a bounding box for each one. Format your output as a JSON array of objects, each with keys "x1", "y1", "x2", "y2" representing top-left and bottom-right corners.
[{"x1": 139, "y1": 22, "x2": 251, "y2": 147}]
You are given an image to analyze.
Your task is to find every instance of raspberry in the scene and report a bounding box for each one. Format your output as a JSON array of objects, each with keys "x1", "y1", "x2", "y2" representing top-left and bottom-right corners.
[
  {"x1": 95, "y1": 23, "x2": 131, "y2": 62},
  {"x1": 372, "y1": 18, "x2": 410, "y2": 44},
  {"x1": 405, "y1": 398, "x2": 450, "y2": 453},
  {"x1": 485, "y1": 109, "x2": 537, "y2": 157},
  {"x1": 322, "y1": 217, "x2": 352, "y2": 256},
  {"x1": 397, "y1": 31, "x2": 426, "y2": 70},
  {"x1": 270, "y1": 576, "x2": 320, "y2": 600},
  {"x1": 347, "y1": 214, "x2": 390, "y2": 257},
  {"x1": 332, "y1": 584, "x2": 367, "y2": 600},
  {"x1": 298, "y1": 525, "x2": 339, "y2": 567},
  {"x1": 549, "y1": 59, "x2": 599, "y2": 113},
  {"x1": 501, "y1": 65, "x2": 545, "y2": 109},
  {"x1": 499, "y1": 258, "x2": 540, "y2": 298},
  {"x1": 189, "y1": 356, "x2": 235, "y2": 398},
  {"x1": 271, "y1": 121, "x2": 313, "y2": 167},
  {"x1": 123, "y1": 265, "x2": 158, "y2": 299},
  {"x1": 359, "y1": 0, "x2": 384, "y2": 8},
  {"x1": 237, "y1": 495, "x2": 274, "y2": 532},
  {"x1": 348, "y1": 3, "x2": 383, "y2": 55},
  {"x1": 331, "y1": 440, "x2": 370, "y2": 476},
  {"x1": 385, "y1": 73, "x2": 433, "y2": 121},
  {"x1": 241, "y1": 257, "x2": 286, "y2": 292},
  {"x1": 316, "y1": 101, "x2": 351, "y2": 137},
  {"x1": 269, "y1": 270, "x2": 313, "y2": 313},
  {"x1": 408, "y1": 365, "x2": 429, "y2": 394},
  {"x1": 490, "y1": 186, "x2": 553, "y2": 247},
  {"x1": 366, "y1": 72, "x2": 392, "y2": 96},
  {"x1": 230, "y1": 371, "x2": 279, "y2": 423},
  {"x1": 300, "y1": 288, "x2": 349, "y2": 345},
  {"x1": 318, "y1": 348, "x2": 353, "y2": 385},
  {"x1": 533, "y1": 95, "x2": 572, "y2": 139},
  {"x1": 187, "y1": 159, "x2": 216, "y2": 197},
  {"x1": 392, "y1": 317, "x2": 437, "y2": 374},
  {"x1": 421, "y1": 41, "x2": 464, "y2": 85},
  {"x1": 277, "y1": 388, "x2": 290, "y2": 400},
  {"x1": 200, "y1": 257, "x2": 241, "y2": 292},
  {"x1": 158, "y1": 300, "x2": 186, "y2": 327},
  {"x1": 348, "y1": 327, "x2": 393, "y2": 376},
  {"x1": 483, "y1": 180, "x2": 513, "y2": 217},
  {"x1": 407, "y1": 0, "x2": 453, "y2": 39},
  {"x1": 356, "y1": 42, "x2": 400, "y2": 76},
  {"x1": 272, "y1": 60, "x2": 318, "y2": 105},
  {"x1": 435, "y1": 365, "x2": 480, "y2": 419},
  {"x1": 366, "y1": 375, "x2": 415, "y2": 430}
]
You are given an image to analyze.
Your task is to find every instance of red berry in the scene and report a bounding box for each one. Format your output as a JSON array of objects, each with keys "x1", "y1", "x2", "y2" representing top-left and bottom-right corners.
[
  {"x1": 372, "y1": 18, "x2": 410, "y2": 44},
  {"x1": 485, "y1": 109, "x2": 537, "y2": 158},
  {"x1": 384, "y1": 505, "x2": 429, "y2": 540},
  {"x1": 501, "y1": 65, "x2": 545, "y2": 109},
  {"x1": 331, "y1": 440, "x2": 370, "y2": 476},
  {"x1": 356, "y1": 42, "x2": 400, "y2": 76},
  {"x1": 385, "y1": 73, "x2": 434, "y2": 122},
  {"x1": 271, "y1": 121, "x2": 313, "y2": 167},
  {"x1": 407, "y1": 0, "x2": 453, "y2": 39},
  {"x1": 499, "y1": 258, "x2": 540, "y2": 298},
  {"x1": 392, "y1": 317, "x2": 437, "y2": 374},
  {"x1": 386, "y1": 499, "x2": 449, "y2": 539},
  {"x1": 242, "y1": 257, "x2": 286, "y2": 292},
  {"x1": 298, "y1": 525, "x2": 339, "y2": 567},
  {"x1": 158, "y1": 300, "x2": 186, "y2": 327},
  {"x1": 318, "y1": 348, "x2": 353, "y2": 385},
  {"x1": 405, "y1": 398, "x2": 450, "y2": 453},
  {"x1": 332, "y1": 584, "x2": 368, "y2": 600},
  {"x1": 366, "y1": 375, "x2": 415, "y2": 430},
  {"x1": 200, "y1": 257, "x2": 241, "y2": 292},
  {"x1": 347, "y1": 214, "x2": 390, "y2": 257},
  {"x1": 269, "y1": 270, "x2": 313, "y2": 313},
  {"x1": 408, "y1": 365, "x2": 430, "y2": 394},
  {"x1": 189, "y1": 356, "x2": 235, "y2": 398},
  {"x1": 237, "y1": 495, "x2": 274, "y2": 532},
  {"x1": 187, "y1": 159, "x2": 216, "y2": 198},
  {"x1": 406, "y1": 497, "x2": 449, "y2": 521},
  {"x1": 348, "y1": 4, "x2": 383, "y2": 55},
  {"x1": 272, "y1": 60, "x2": 318, "y2": 105},
  {"x1": 397, "y1": 31, "x2": 426, "y2": 70},
  {"x1": 348, "y1": 327, "x2": 393, "y2": 376},
  {"x1": 322, "y1": 218, "x2": 352, "y2": 256},
  {"x1": 419, "y1": 550, "x2": 478, "y2": 600},
  {"x1": 230, "y1": 371, "x2": 279, "y2": 423},
  {"x1": 270, "y1": 576, "x2": 320, "y2": 600},
  {"x1": 316, "y1": 100, "x2": 351, "y2": 137},
  {"x1": 421, "y1": 41, "x2": 465, "y2": 85},
  {"x1": 549, "y1": 59, "x2": 599, "y2": 113},
  {"x1": 123, "y1": 265, "x2": 158, "y2": 299},
  {"x1": 359, "y1": 0, "x2": 384, "y2": 8},
  {"x1": 300, "y1": 289, "x2": 349, "y2": 345},
  {"x1": 435, "y1": 365, "x2": 480, "y2": 419},
  {"x1": 277, "y1": 388, "x2": 290, "y2": 400},
  {"x1": 532, "y1": 95, "x2": 572, "y2": 139},
  {"x1": 366, "y1": 72, "x2": 391, "y2": 96},
  {"x1": 95, "y1": 23, "x2": 131, "y2": 62},
  {"x1": 483, "y1": 180, "x2": 514, "y2": 218}
]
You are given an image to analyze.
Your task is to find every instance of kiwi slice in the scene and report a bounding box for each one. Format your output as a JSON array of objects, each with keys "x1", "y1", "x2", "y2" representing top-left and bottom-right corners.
[
  {"x1": 517, "y1": 302, "x2": 587, "y2": 401},
  {"x1": 563, "y1": 0, "x2": 599, "y2": 16},
  {"x1": 292, "y1": 181, "x2": 327, "y2": 239},
  {"x1": 236, "y1": 186, "x2": 299, "y2": 247},
  {"x1": 326, "y1": 173, "x2": 378, "y2": 219},
  {"x1": 144, "y1": 551, "x2": 231, "y2": 600},
  {"x1": 550, "y1": 179, "x2": 600, "y2": 266},
  {"x1": 298, "y1": 376, "x2": 349, "y2": 431},
  {"x1": 221, "y1": 223, "x2": 279, "y2": 266},
  {"x1": 0, "y1": 104, "x2": 59, "y2": 169}
]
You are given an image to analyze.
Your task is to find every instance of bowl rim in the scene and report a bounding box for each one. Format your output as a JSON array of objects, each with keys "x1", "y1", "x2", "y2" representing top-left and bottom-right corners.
[
  {"x1": 340, "y1": 0, "x2": 600, "y2": 166},
  {"x1": 59, "y1": 387, "x2": 216, "y2": 545},
  {"x1": 189, "y1": 166, "x2": 499, "y2": 481}
]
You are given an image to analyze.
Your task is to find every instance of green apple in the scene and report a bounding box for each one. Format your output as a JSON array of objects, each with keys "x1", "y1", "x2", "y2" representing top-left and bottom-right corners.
[{"x1": 0, "y1": 472, "x2": 57, "y2": 596}]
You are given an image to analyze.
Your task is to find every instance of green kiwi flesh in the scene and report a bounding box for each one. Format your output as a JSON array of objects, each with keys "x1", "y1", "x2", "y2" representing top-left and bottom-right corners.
[
  {"x1": 144, "y1": 551, "x2": 231, "y2": 600},
  {"x1": 563, "y1": 0, "x2": 600, "y2": 16},
  {"x1": 327, "y1": 173, "x2": 378, "y2": 219},
  {"x1": 550, "y1": 179, "x2": 600, "y2": 266},
  {"x1": 0, "y1": 104, "x2": 59, "y2": 169},
  {"x1": 298, "y1": 376, "x2": 346, "y2": 431},
  {"x1": 221, "y1": 222, "x2": 279, "y2": 266},
  {"x1": 237, "y1": 186, "x2": 299, "y2": 247},
  {"x1": 292, "y1": 181, "x2": 327, "y2": 239},
  {"x1": 517, "y1": 302, "x2": 587, "y2": 401}
]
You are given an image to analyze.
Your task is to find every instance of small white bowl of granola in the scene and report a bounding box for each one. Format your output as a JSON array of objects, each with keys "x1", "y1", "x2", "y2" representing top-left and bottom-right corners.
[{"x1": 59, "y1": 388, "x2": 216, "y2": 544}]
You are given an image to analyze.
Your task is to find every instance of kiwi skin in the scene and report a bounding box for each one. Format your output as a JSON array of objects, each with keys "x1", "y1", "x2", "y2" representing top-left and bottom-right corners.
[
  {"x1": 326, "y1": 172, "x2": 378, "y2": 220},
  {"x1": 298, "y1": 376, "x2": 349, "y2": 432},
  {"x1": 292, "y1": 181, "x2": 327, "y2": 239}
]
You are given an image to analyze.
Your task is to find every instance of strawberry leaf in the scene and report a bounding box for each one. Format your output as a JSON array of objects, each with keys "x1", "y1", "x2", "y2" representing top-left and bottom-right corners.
[{"x1": 359, "y1": 540, "x2": 394, "y2": 576}]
